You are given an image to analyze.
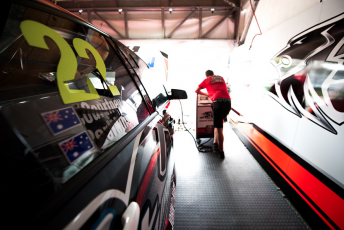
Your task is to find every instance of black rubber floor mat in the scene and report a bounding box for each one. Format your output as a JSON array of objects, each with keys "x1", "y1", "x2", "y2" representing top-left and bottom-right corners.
[{"x1": 173, "y1": 123, "x2": 308, "y2": 230}]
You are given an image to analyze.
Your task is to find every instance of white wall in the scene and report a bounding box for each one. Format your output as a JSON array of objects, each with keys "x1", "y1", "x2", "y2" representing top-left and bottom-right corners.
[
  {"x1": 254, "y1": 0, "x2": 319, "y2": 33},
  {"x1": 121, "y1": 39, "x2": 235, "y2": 125}
]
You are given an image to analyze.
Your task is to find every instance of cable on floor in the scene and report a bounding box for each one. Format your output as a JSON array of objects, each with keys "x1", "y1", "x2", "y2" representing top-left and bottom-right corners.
[{"x1": 178, "y1": 100, "x2": 213, "y2": 152}]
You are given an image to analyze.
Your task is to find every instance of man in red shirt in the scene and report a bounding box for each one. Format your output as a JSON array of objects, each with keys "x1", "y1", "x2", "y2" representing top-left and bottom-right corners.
[{"x1": 195, "y1": 70, "x2": 231, "y2": 159}]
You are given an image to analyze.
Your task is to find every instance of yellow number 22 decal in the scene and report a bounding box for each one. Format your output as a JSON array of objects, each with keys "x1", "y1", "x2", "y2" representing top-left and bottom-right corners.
[
  {"x1": 73, "y1": 38, "x2": 120, "y2": 97},
  {"x1": 20, "y1": 20, "x2": 120, "y2": 104}
]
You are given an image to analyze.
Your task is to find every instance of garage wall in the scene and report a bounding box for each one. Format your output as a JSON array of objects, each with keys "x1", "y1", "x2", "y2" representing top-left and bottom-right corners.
[
  {"x1": 120, "y1": 39, "x2": 234, "y2": 130},
  {"x1": 253, "y1": 0, "x2": 320, "y2": 33}
]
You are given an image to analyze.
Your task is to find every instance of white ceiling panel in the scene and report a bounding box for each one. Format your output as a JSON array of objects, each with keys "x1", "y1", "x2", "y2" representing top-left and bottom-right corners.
[{"x1": 128, "y1": 11, "x2": 163, "y2": 38}]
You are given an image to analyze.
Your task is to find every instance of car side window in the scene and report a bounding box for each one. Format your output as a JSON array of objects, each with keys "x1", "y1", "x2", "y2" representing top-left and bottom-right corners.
[
  {"x1": 106, "y1": 37, "x2": 155, "y2": 116},
  {"x1": 138, "y1": 63, "x2": 168, "y2": 111},
  {"x1": 0, "y1": 4, "x2": 150, "y2": 185},
  {"x1": 113, "y1": 41, "x2": 168, "y2": 111},
  {"x1": 0, "y1": 5, "x2": 59, "y2": 102}
]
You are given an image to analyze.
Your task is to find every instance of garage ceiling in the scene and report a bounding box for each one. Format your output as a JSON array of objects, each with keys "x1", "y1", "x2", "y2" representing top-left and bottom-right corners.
[{"x1": 56, "y1": 0, "x2": 258, "y2": 43}]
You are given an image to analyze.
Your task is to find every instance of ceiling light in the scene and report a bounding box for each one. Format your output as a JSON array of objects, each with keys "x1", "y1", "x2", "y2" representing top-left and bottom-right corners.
[
  {"x1": 78, "y1": 9, "x2": 83, "y2": 14},
  {"x1": 211, "y1": 8, "x2": 214, "y2": 13},
  {"x1": 169, "y1": 8, "x2": 173, "y2": 14}
]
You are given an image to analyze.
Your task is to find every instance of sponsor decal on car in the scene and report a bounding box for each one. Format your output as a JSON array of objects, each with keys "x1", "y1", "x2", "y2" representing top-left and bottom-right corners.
[
  {"x1": 77, "y1": 98, "x2": 137, "y2": 148},
  {"x1": 268, "y1": 13, "x2": 344, "y2": 134}
]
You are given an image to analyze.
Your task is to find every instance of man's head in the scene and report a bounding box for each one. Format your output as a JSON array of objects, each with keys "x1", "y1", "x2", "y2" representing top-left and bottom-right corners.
[{"x1": 205, "y1": 70, "x2": 214, "y2": 77}]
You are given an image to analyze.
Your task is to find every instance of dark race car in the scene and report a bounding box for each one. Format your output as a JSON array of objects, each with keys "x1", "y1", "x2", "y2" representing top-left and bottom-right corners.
[{"x1": 0, "y1": 1, "x2": 187, "y2": 229}]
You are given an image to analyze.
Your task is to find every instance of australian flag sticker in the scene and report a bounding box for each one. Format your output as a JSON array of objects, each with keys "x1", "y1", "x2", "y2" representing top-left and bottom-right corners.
[
  {"x1": 59, "y1": 131, "x2": 94, "y2": 164},
  {"x1": 41, "y1": 107, "x2": 81, "y2": 135}
]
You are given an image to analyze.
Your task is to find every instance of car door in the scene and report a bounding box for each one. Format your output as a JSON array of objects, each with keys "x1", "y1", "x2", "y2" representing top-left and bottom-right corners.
[
  {"x1": 0, "y1": 1, "x2": 163, "y2": 229},
  {"x1": 112, "y1": 38, "x2": 177, "y2": 230}
]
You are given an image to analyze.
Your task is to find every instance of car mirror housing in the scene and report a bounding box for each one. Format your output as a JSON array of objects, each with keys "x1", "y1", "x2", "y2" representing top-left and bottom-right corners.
[{"x1": 169, "y1": 89, "x2": 188, "y2": 100}]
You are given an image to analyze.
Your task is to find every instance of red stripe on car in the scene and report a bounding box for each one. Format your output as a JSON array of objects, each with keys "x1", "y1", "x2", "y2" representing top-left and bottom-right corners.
[
  {"x1": 136, "y1": 146, "x2": 161, "y2": 208},
  {"x1": 232, "y1": 121, "x2": 344, "y2": 230}
]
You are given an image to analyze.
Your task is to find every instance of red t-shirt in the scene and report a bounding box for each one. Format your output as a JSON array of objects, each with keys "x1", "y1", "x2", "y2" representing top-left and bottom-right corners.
[{"x1": 198, "y1": 75, "x2": 231, "y2": 101}]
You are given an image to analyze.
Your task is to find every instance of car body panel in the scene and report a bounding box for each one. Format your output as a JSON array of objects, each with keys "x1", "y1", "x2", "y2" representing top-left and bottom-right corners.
[{"x1": 0, "y1": 1, "x2": 178, "y2": 229}]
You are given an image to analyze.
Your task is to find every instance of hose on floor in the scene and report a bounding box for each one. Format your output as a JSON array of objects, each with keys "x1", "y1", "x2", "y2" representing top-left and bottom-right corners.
[{"x1": 178, "y1": 100, "x2": 212, "y2": 152}]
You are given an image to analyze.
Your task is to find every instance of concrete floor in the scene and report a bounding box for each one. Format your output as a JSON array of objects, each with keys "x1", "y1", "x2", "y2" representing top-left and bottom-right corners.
[{"x1": 172, "y1": 122, "x2": 309, "y2": 230}]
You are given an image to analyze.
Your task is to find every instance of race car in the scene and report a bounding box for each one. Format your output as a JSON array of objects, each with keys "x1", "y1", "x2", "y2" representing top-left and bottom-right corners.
[{"x1": 0, "y1": 0, "x2": 187, "y2": 229}]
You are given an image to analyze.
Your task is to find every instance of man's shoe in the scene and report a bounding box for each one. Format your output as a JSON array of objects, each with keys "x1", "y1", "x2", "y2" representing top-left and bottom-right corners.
[
  {"x1": 212, "y1": 143, "x2": 219, "y2": 152},
  {"x1": 217, "y1": 151, "x2": 225, "y2": 159}
]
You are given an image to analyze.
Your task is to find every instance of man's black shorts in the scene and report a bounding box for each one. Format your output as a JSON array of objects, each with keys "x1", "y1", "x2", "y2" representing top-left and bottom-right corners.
[{"x1": 211, "y1": 99, "x2": 231, "y2": 128}]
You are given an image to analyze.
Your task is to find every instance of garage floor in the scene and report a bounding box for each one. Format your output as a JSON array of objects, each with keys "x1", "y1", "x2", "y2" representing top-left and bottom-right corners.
[{"x1": 173, "y1": 122, "x2": 309, "y2": 230}]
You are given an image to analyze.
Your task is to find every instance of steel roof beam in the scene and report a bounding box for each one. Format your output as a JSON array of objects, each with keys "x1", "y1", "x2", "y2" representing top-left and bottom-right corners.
[
  {"x1": 118, "y1": 38, "x2": 235, "y2": 40},
  {"x1": 57, "y1": 0, "x2": 235, "y2": 9},
  {"x1": 124, "y1": 8, "x2": 128, "y2": 38},
  {"x1": 87, "y1": 9, "x2": 91, "y2": 23},
  {"x1": 239, "y1": 0, "x2": 259, "y2": 45},
  {"x1": 93, "y1": 10, "x2": 124, "y2": 38},
  {"x1": 234, "y1": 0, "x2": 242, "y2": 43},
  {"x1": 199, "y1": 7, "x2": 202, "y2": 38},
  {"x1": 167, "y1": 8, "x2": 197, "y2": 38},
  {"x1": 202, "y1": 9, "x2": 235, "y2": 38},
  {"x1": 162, "y1": 8, "x2": 166, "y2": 38},
  {"x1": 66, "y1": 6, "x2": 234, "y2": 12}
]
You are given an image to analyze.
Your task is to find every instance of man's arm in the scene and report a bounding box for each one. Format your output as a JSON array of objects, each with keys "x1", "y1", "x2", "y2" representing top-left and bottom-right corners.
[{"x1": 195, "y1": 87, "x2": 209, "y2": 97}]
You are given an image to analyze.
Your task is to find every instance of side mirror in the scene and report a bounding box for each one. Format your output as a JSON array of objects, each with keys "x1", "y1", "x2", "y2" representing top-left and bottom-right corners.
[{"x1": 169, "y1": 89, "x2": 188, "y2": 100}]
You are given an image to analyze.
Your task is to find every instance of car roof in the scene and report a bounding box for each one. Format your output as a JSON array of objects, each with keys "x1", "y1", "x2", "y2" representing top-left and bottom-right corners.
[{"x1": 12, "y1": 0, "x2": 111, "y2": 38}]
